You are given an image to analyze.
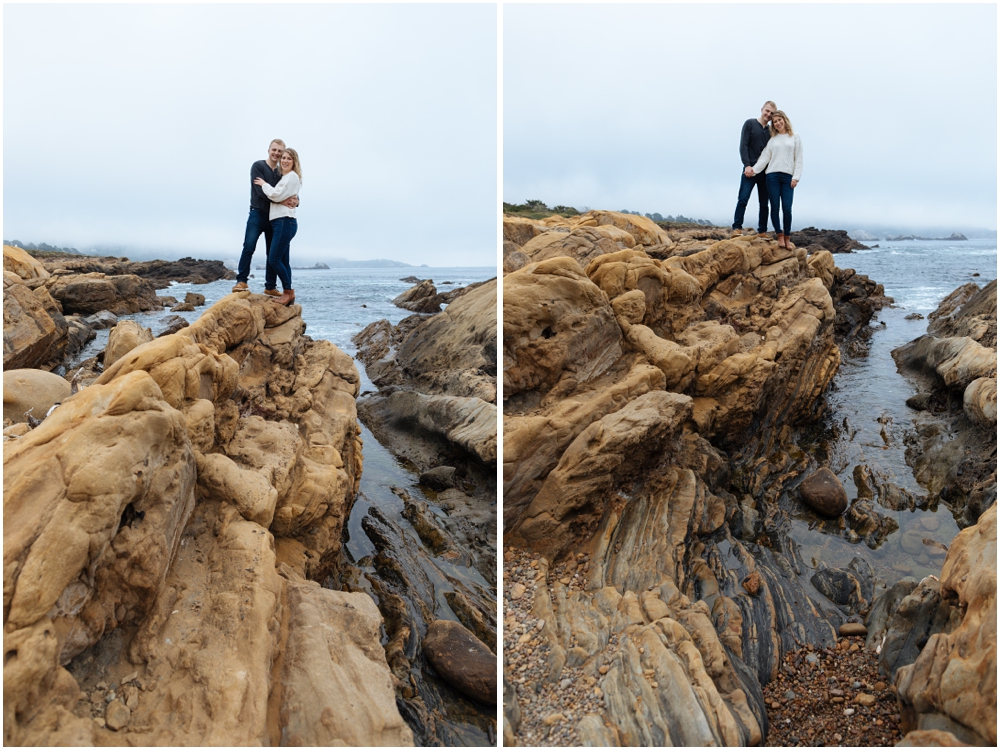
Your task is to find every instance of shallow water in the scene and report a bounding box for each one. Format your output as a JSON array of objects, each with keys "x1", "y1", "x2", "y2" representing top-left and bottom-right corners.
[{"x1": 789, "y1": 239, "x2": 996, "y2": 588}]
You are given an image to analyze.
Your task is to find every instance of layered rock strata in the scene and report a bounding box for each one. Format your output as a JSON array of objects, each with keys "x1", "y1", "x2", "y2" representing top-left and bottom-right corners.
[
  {"x1": 502, "y1": 218, "x2": 895, "y2": 745},
  {"x1": 3, "y1": 292, "x2": 411, "y2": 746}
]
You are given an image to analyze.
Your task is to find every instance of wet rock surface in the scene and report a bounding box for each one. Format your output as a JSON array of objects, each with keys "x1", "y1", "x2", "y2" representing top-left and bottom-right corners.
[
  {"x1": 350, "y1": 277, "x2": 498, "y2": 744},
  {"x1": 788, "y1": 227, "x2": 870, "y2": 254}
]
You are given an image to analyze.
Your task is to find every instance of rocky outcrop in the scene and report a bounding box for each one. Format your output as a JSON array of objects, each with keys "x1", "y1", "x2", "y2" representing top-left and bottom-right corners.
[
  {"x1": 44, "y1": 272, "x2": 162, "y2": 316},
  {"x1": 2, "y1": 369, "x2": 72, "y2": 424},
  {"x1": 37, "y1": 254, "x2": 235, "y2": 288},
  {"x1": 884, "y1": 505, "x2": 996, "y2": 746},
  {"x1": 2, "y1": 292, "x2": 409, "y2": 746},
  {"x1": 4, "y1": 246, "x2": 70, "y2": 370},
  {"x1": 501, "y1": 218, "x2": 887, "y2": 745},
  {"x1": 353, "y1": 277, "x2": 498, "y2": 742},
  {"x1": 789, "y1": 227, "x2": 869, "y2": 254},
  {"x1": 357, "y1": 278, "x2": 497, "y2": 459},
  {"x1": 893, "y1": 280, "x2": 997, "y2": 527},
  {"x1": 392, "y1": 279, "x2": 443, "y2": 313}
]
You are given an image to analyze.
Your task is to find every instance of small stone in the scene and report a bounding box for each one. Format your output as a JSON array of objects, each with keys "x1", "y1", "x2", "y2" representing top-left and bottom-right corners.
[
  {"x1": 805, "y1": 653, "x2": 819, "y2": 664},
  {"x1": 771, "y1": 701, "x2": 781, "y2": 709},
  {"x1": 783, "y1": 690, "x2": 796, "y2": 701},
  {"x1": 121, "y1": 671, "x2": 138, "y2": 685},
  {"x1": 594, "y1": 686, "x2": 603, "y2": 698},
  {"x1": 844, "y1": 708, "x2": 855, "y2": 716},
  {"x1": 831, "y1": 696, "x2": 844, "y2": 703},
  {"x1": 95, "y1": 681, "x2": 108, "y2": 690},
  {"x1": 542, "y1": 713, "x2": 565, "y2": 726},
  {"x1": 849, "y1": 643, "x2": 860, "y2": 652},
  {"x1": 93, "y1": 717, "x2": 106, "y2": 728},
  {"x1": 874, "y1": 681, "x2": 886, "y2": 691},
  {"x1": 920, "y1": 515, "x2": 940, "y2": 531},
  {"x1": 839, "y1": 622, "x2": 868, "y2": 637},
  {"x1": 518, "y1": 634, "x2": 531, "y2": 644},
  {"x1": 559, "y1": 577, "x2": 571, "y2": 585},
  {"x1": 852, "y1": 681, "x2": 862, "y2": 689},
  {"x1": 105, "y1": 700, "x2": 131, "y2": 731},
  {"x1": 510, "y1": 583, "x2": 526, "y2": 600},
  {"x1": 559, "y1": 678, "x2": 572, "y2": 689},
  {"x1": 854, "y1": 692, "x2": 876, "y2": 707},
  {"x1": 598, "y1": 665, "x2": 610, "y2": 675}
]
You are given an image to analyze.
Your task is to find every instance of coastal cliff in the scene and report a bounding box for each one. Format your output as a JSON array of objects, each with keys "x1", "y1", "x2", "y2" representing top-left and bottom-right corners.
[
  {"x1": 4, "y1": 255, "x2": 412, "y2": 745},
  {"x1": 501, "y1": 210, "x2": 994, "y2": 746}
]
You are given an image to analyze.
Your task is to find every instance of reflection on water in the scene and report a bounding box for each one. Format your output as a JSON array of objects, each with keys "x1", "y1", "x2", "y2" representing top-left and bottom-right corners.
[{"x1": 788, "y1": 239, "x2": 995, "y2": 588}]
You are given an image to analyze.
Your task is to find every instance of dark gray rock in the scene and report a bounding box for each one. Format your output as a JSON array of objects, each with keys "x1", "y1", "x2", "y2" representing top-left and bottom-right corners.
[
  {"x1": 422, "y1": 619, "x2": 496, "y2": 705},
  {"x1": 865, "y1": 577, "x2": 918, "y2": 650},
  {"x1": 811, "y1": 567, "x2": 867, "y2": 614},
  {"x1": 799, "y1": 467, "x2": 849, "y2": 517},
  {"x1": 420, "y1": 466, "x2": 457, "y2": 490},
  {"x1": 156, "y1": 315, "x2": 190, "y2": 337},
  {"x1": 84, "y1": 310, "x2": 118, "y2": 329},
  {"x1": 878, "y1": 577, "x2": 962, "y2": 681}
]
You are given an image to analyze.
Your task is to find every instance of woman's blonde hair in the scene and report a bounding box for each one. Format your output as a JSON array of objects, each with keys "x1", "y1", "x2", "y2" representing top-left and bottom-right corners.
[
  {"x1": 281, "y1": 148, "x2": 302, "y2": 179},
  {"x1": 771, "y1": 110, "x2": 794, "y2": 136}
]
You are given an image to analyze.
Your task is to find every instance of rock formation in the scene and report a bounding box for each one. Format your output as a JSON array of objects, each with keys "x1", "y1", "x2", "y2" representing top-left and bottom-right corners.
[
  {"x1": 893, "y1": 279, "x2": 997, "y2": 528},
  {"x1": 502, "y1": 214, "x2": 905, "y2": 745},
  {"x1": 35, "y1": 253, "x2": 235, "y2": 288},
  {"x1": 3, "y1": 292, "x2": 411, "y2": 746},
  {"x1": 353, "y1": 277, "x2": 498, "y2": 742}
]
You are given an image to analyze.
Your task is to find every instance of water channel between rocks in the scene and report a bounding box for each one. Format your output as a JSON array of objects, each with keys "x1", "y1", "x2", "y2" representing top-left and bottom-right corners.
[
  {"x1": 65, "y1": 267, "x2": 497, "y2": 746},
  {"x1": 727, "y1": 240, "x2": 996, "y2": 603}
]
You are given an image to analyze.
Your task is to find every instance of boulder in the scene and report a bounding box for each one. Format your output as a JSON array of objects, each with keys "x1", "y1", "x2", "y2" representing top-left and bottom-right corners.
[
  {"x1": 104, "y1": 319, "x2": 154, "y2": 367},
  {"x1": 799, "y1": 467, "x2": 849, "y2": 517},
  {"x1": 184, "y1": 292, "x2": 206, "y2": 306},
  {"x1": 84, "y1": 310, "x2": 118, "y2": 329},
  {"x1": 420, "y1": 466, "x2": 457, "y2": 490},
  {"x1": 45, "y1": 272, "x2": 161, "y2": 315},
  {"x1": 3, "y1": 245, "x2": 51, "y2": 281},
  {"x1": 393, "y1": 280, "x2": 442, "y2": 313},
  {"x1": 422, "y1": 619, "x2": 496, "y2": 705},
  {"x1": 3, "y1": 274, "x2": 68, "y2": 370},
  {"x1": 278, "y1": 576, "x2": 415, "y2": 745},
  {"x1": 156, "y1": 314, "x2": 190, "y2": 337},
  {"x1": 3, "y1": 369, "x2": 73, "y2": 424}
]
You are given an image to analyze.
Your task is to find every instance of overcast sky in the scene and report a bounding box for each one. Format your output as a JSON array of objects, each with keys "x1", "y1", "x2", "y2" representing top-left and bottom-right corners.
[
  {"x1": 504, "y1": 4, "x2": 997, "y2": 234},
  {"x1": 4, "y1": 4, "x2": 497, "y2": 267}
]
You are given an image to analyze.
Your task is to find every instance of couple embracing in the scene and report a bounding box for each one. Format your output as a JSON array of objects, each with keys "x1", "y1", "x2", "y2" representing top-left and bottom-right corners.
[
  {"x1": 232, "y1": 138, "x2": 302, "y2": 306},
  {"x1": 732, "y1": 101, "x2": 803, "y2": 249}
]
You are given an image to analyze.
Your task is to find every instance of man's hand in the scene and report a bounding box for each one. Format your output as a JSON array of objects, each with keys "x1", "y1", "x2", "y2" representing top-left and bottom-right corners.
[
  {"x1": 744, "y1": 167, "x2": 755, "y2": 178},
  {"x1": 790, "y1": 179, "x2": 799, "y2": 188},
  {"x1": 281, "y1": 195, "x2": 300, "y2": 208}
]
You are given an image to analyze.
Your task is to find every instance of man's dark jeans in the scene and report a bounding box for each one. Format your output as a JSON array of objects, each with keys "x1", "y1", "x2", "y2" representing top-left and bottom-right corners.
[
  {"x1": 733, "y1": 171, "x2": 769, "y2": 232},
  {"x1": 766, "y1": 172, "x2": 794, "y2": 235},
  {"x1": 236, "y1": 208, "x2": 273, "y2": 284}
]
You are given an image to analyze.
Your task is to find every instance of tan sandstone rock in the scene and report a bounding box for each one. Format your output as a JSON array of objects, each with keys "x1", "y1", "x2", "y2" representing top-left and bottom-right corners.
[
  {"x1": 3, "y1": 368, "x2": 72, "y2": 424},
  {"x1": 104, "y1": 319, "x2": 155, "y2": 367}
]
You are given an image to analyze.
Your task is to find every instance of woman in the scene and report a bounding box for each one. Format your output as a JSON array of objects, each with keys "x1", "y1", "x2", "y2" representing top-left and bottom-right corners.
[
  {"x1": 253, "y1": 148, "x2": 301, "y2": 305},
  {"x1": 746, "y1": 111, "x2": 802, "y2": 249}
]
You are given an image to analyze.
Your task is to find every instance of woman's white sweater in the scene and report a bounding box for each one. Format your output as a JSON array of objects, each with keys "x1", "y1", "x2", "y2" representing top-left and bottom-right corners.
[
  {"x1": 751, "y1": 133, "x2": 803, "y2": 182},
  {"x1": 260, "y1": 171, "x2": 300, "y2": 220}
]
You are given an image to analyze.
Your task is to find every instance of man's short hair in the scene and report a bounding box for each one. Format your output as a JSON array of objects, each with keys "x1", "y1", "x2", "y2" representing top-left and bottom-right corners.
[
  {"x1": 270, "y1": 138, "x2": 286, "y2": 148},
  {"x1": 763, "y1": 101, "x2": 777, "y2": 110}
]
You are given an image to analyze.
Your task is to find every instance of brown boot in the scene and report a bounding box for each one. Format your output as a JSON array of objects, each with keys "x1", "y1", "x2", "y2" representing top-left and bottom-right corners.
[
  {"x1": 277, "y1": 289, "x2": 296, "y2": 306},
  {"x1": 776, "y1": 233, "x2": 785, "y2": 248},
  {"x1": 231, "y1": 281, "x2": 249, "y2": 293},
  {"x1": 263, "y1": 288, "x2": 281, "y2": 297}
]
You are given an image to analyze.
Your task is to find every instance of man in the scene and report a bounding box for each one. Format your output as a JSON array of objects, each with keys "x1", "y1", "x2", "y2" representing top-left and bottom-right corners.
[
  {"x1": 732, "y1": 101, "x2": 776, "y2": 237},
  {"x1": 232, "y1": 139, "x2": 298, "y2": 293}
]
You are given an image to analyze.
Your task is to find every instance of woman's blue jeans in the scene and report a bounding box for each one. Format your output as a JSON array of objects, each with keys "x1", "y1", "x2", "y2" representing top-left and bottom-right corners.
[
  {"x1": 765, "y1": 172, "x2": 794, "y2": 235},
  {"x1": 267, "y1": 217, "x2": 297, "y2": 291}
]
